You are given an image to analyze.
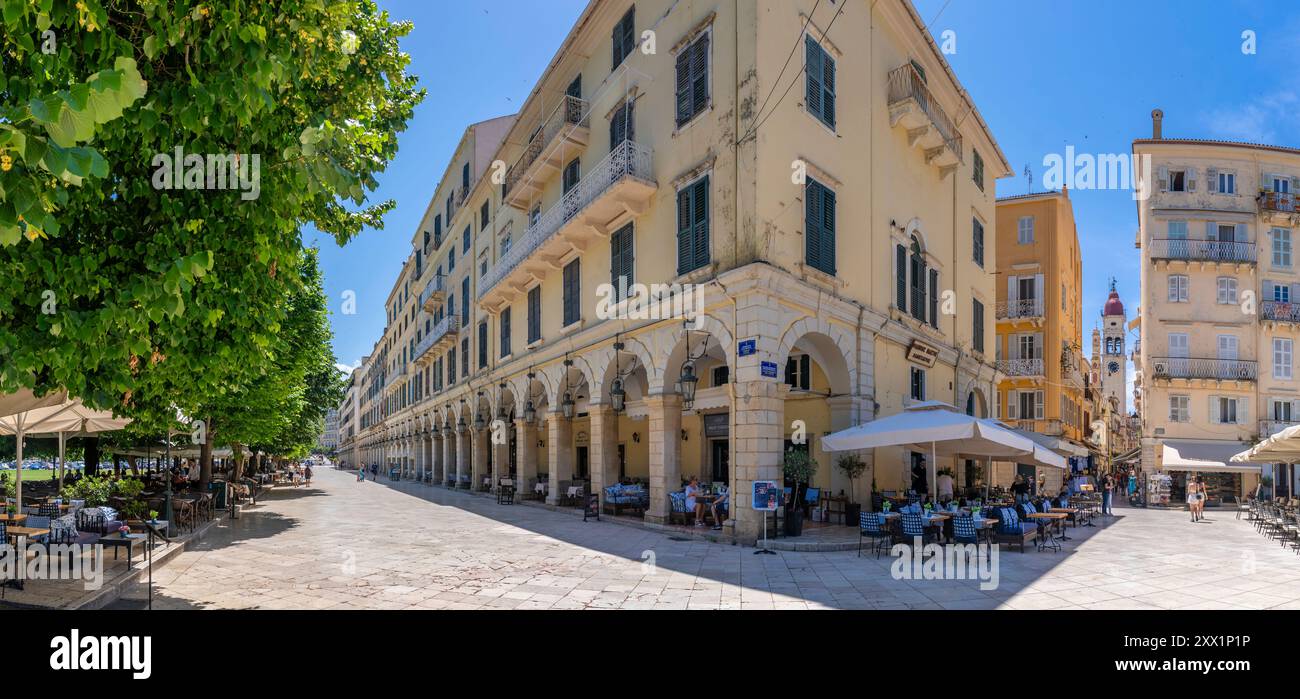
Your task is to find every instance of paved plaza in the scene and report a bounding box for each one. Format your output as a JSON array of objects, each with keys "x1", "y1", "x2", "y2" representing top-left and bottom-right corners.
[{"x1": 112, "y1": 468, "x2": 1300, "y2": 610}]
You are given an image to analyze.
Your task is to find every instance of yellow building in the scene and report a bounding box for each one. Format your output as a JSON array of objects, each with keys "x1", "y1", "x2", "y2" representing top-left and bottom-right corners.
[
  {"x1": 353, "y1": 0, "x2": 1012, "y2": 543},
  {"x1": 993, "y1": 190, "x2": 1088, "y2": 492},
  {"x1": 1135, "y1": 109, "x2": 1280, "y2": 504}
]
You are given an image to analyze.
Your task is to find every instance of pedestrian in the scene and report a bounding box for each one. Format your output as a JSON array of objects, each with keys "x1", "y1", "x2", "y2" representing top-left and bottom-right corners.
[
  {"x1": 304, "y1": 464, "x2": 313, "y2": 486},
  {"x1": 1101, "y1": 472, "x2": 1114, "y2": 515},
  {"x1": 1187, "y1": 475, "x2": 1205, "y2": 522},
  {"x1": 357, "y1": 465, "x2": 364, "y2": 482}
]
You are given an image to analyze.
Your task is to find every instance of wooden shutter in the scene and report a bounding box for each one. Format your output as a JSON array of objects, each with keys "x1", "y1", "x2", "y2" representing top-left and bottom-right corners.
[
  {"x1": 805, "y1": 181, "x2": 823, "y2": 272},
  {"x1": 564, "y1": 258, "x2": 581, "y2": 326},
  {"x1": 675, "y1": 45, "x2": 692, "y2": 125},
  {"x1": 819, "y1": 183, "x2": 835, "y2": 274},
  {"x1": 896, "y1": 244, "x2": 907, "y2": 312},
  {"x1": 677, "y1": 186, "x2": 693, "y2": 273},
  {"x1": 527, "y1": 286, "x2": 541, "y2": 343},
  {"x1": 821, "y1": 43, "x2": 835, "y2": 127},
  {"x1": 805, "y1": 36, "x2": 822, "y2": 120},
  {"x1": 691, "y1": 33, "x2": 709, "y2": 118},
  {"x1": 1207, "y1": 168, "x2": 1218, "y2": 192},
  {"x1": 929, "y1": 268, "x2": 939, "y2": 327},
  {"x1": 610, "y1": 224, "x2": 633, "y2": 301},
  {"x1": 692, "y1": 177, "x2": 709, "y2": 269},
  {"x1": 800, "y1": 354, "x2": 811, "y2": 391},
  {"x1": 500, "y1": 309, "x2": 511, "y2": 357},
  {"x1": 622, "y1": 9, "x2": 635, "y2": 62}
]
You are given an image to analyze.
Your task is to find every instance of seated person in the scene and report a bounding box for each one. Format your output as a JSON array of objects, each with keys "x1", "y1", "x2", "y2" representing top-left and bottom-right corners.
[
  {"x1": 710, "y1": 486, "x2": 730, "y2": 530},
  {"x1": 685, "y1": 477, "x2": 704, "y2": 526}
]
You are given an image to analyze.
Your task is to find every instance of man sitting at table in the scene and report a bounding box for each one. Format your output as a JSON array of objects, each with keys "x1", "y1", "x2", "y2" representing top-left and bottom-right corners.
[{"x1": 710, "y1": 485, "x2": 729, "y2": 530}]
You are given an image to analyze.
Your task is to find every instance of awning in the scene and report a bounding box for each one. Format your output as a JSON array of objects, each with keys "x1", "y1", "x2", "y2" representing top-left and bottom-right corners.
[
  {"x1": 1113, "y1": 447, "x2": 1142, "y2": 464},
  {"x1": 1010, "y1": 428, "x2": 1089, "y2": 458},
  {"x1": 1161, "y1": 440, "x2": 1266, "y2": 473},
  {"x1": 1231, "y1": 423, "x2": 1300, "y2": 464}
]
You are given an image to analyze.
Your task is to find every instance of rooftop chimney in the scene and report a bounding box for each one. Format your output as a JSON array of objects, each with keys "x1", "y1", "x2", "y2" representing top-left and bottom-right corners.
[{"x1": 1151, "y1": 109, "x2": 1164, "y2": 139}]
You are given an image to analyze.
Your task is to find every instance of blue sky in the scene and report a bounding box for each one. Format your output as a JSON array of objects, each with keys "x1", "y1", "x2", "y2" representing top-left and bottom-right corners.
[{"x1": 320, "y1": 0, "x2": 1300, "y2": 395}]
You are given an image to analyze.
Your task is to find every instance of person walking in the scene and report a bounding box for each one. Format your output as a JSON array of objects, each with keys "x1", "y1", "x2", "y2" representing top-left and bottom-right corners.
[
  {"x1": 304, "y1": 464, "x2": 313, "y2": 486},
  {"x1": 1101, "y1": 472, "x2": 1114, "y2": 516},
  {"x1": 1187, "y1": 475, "x2": 1204, "y2": 522}
]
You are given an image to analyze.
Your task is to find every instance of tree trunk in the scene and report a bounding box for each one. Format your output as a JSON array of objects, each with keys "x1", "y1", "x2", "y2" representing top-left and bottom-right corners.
[
  {"x1": 84, "y1": 437, "x2": 101, "y2": 477},
  {"x1": 232, "y1": 444, "x2": 245, "y2": 482},
  {"x1": 126, "y1": 455, "x2": 138, "y2": 477},
  {"x1": 199, "y1": 420, "x2": 214, "y2": 492}
]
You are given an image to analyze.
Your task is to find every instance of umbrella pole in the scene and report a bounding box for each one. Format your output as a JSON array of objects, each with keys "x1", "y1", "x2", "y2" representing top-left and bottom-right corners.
[
  {"x1": 57, "y1": 431, "x2": 65, "y2": 494},
  {"x1": 930, "y1": 441, "x2": 937, "y2": 500},
  {"x1": 14, "y1": 418, "x2": 23, "y2": 509}
]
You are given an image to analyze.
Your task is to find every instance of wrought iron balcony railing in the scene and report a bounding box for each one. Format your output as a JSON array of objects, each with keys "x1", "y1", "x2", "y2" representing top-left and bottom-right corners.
[
  {"x1": 1148, "y1": 238, "x2": 1256, "y2": 263},
  {"x1": 1009, "y1": 419, "x2": 1065, "y2": 437},
  {"x1": 886, "y1": 63, "x2": 963, "y2": 164},
  {"x1": 1259, "y1": 419, "x2": 1299, "y2": 438},
  {"x1": 1258, "y1": 191, "x2": 1299, "y2": 214},
  {"x1": 996, "y1": 358, "x2": 1045, "y2": 376},
  {"x1": 420, "y1": 274, "x2": 446, "y2": 311},
  {"x1": 480, "y1": 139, "x2": 653, "y2": 299},
  {"x1": 504, "y1": 95, "x2": 589, "y2": 199},
  {"x1": 1150, "y1": 357, "x2": 1257, "y2": 381},
  {"x1": 1261, "y1": 300, "x2": 1300, "y2": 323},
  {"x1": 995, "y1": 299, "x2": 1044, "y2": 320},
  {"x1": 415, "y1": 315, "x2": 460, "y2": 362}
]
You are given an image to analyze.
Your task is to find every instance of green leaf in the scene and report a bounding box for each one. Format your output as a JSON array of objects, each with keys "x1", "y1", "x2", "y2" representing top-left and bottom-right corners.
[{"x1": 143, "y1": 35, "x2": 159, "y2": 60}]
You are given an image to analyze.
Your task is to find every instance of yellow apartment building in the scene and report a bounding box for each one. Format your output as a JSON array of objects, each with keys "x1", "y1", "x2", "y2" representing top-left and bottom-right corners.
[
  {"x1": 993, "y1": 190, "x2": 1088, "y2": 492},
  {"x1": 349, "y1": 0, "x2": 1012, "y2": 543},
  {"x1": 1135, "y1": 109, "x2": 1286, "y2": 504}
]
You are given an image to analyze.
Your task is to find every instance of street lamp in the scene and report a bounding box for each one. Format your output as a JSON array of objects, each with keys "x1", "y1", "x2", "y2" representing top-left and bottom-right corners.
[
  {"x1": 561, "y1": 357, "x2": 575, "y2": 419},
  {"x1": 610, "y1": 337, "x2": 629, "y2": 413},
  {"x1": 678, "y1": 321, "x2": 702, "y2": 410},
  {"x1": 524, "y1": 370, "x2": 538, "y2": 423}
]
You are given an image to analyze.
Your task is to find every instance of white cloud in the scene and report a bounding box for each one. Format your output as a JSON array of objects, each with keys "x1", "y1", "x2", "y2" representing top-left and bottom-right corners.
[
  {"x1": 335, "y1": 359, "x2": 361, "y2": 375},
  {"x1": 1202, "y1": 89, "x2": 1300, "y2": 144}
]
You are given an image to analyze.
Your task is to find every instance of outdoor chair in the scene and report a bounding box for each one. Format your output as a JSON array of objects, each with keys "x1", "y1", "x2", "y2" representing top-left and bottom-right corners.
[
  {"x1": 37, "y1": 503, "x2": 61, "y2": 518},
  {"x1": 23, "y1": 515, "x2": 51, "y2": 544},
  {"x1": 992, "y1": 506, "x2": 1037, "y2": 553},
  {"x1": 668, "y1": 491, "x2": 692, "y2": 526},
  {"x1": 952, "y1": 514, "x2": 989, "y2": 562},
  {"x1": 602, "y1": 483, "x2": 647, "y2": 516},
  {"x1": 898, "y1": 512, "x2": 937, "y2": 547},
  {"x1": 496, "y1": 479, "x2": 515, "y2": 505},
  {"x1": 857, "y1": 512, "x2": 891, "y2": 558}
]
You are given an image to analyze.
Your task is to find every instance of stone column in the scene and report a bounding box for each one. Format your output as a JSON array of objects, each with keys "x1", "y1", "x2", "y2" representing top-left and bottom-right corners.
[
  {"x1": 456, "y1": 428, "x2": 470, "y2": 488},
  {"x1": 471, "y1": 426, "x2": 489, "y2": 491},
  {"x1": 589, "y1": 404, "x2": 618, "y2": 498},
  {"x1": 546, "y1": 410, "x2": 574, "y2": 505},
  {"x1": 431, "y1": 433, "x2": 442, "y2": 484},
  {"x1": 442, "y1": 431, "x2": 455, "y2": 486},
  {"x1": 733, "y1": 380, "x2": 785, "y2": 544},
  {"x1": 646, "y1": 393, "x2": 683, "y2": 524},
  {"x1": 492, "y1": 419, "x2": 511, "y2": 487},
  {"x1": 515, "y1": 418, "x2": 538, "y2": 493}
]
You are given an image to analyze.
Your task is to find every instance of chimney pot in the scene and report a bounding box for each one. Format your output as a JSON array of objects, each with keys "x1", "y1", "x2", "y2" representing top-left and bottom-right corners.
[{"x1": 1151, "y1": 109, "x2": 1164, "y2": 139}]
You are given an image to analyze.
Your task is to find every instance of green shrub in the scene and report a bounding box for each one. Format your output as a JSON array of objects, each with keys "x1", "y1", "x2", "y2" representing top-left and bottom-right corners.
[{"x1": 64, "y1": 476, "x2": 113, "y2": 507}]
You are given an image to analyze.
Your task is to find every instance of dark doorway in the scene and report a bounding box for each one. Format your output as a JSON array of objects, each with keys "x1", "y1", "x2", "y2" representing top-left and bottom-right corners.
[
  {"x1": 509, "y1": 434, "x2": 517, "y2": 478},
  {"x1": 910, "y1": 451, "x2": 928, "y2": 495},
  {"x1": 575, "y1": 446, "x2": 589, "y2": 479},
  {"x1": 617, "y1": 443, "x2": 626, "y2": 482},
  {"x1": 710, "y1": 440, "x2": 729, "y2": 484}
]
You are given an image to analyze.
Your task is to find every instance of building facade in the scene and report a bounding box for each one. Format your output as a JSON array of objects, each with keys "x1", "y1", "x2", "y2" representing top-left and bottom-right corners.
[
  {"x1": 352, "y1": 0, "x2": 1011, "y2": 542},
  {"x1": 336, "y1": 364, "x2": 364, "y2": 468},
  {"x1": 1135, "y1": 109, "x2": 1276, "y2": 503},
  {"x1": 317, "y1": 409, "x2": 340, "y2": 452}
]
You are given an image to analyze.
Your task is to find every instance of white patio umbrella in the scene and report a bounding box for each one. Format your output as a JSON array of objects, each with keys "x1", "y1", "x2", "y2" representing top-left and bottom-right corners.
[
  {"x1": 822, "y1": 401, "x2": 1040, "y2": 497},
  {"x1": 0, "y1": 388, "x2": 67, "y2": 418},
  {"x1": 0, "y1": 398, "x2": 131, "y2": 506},
  {"x1": 1231, "y1": 425, "x2": 1300, "y2": 499}
]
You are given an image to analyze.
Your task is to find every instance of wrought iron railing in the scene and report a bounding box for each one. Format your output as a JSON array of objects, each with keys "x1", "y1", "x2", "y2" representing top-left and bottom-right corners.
[
  {"x1": 419, "y1": 274, "x2": 445, "y2": 308},
  {"x1": 1150, "y1": 357, "x2": 1257, "y2": 381},
  {"x1": 1261, "y1": 300, "x2": 1300, "y2": 323},
  {"x1": 1148, "y1": 238, "x2": 1256, "y2": 262},
  {"x1": 1259, "y1": 420, "x2": 1299, "y2": 437},
  {"x1": 504, "y1": 95, "x2": 589, "y2": 197},
  {"x1": 996, "y1": 358, "x2": 1045, "y2": 376},
  {"x1": 1010, "y1": 419, "x2": 1064, "y2": 436},
  {"x1": 415, "y1": 315, "x2": 460, "y2": 361},
  {"x1": 995, "y1": 299, "x2": 1044, "y2": 319},
  {"x1": 886, "y1": 63, "x2": 963, "y2": 163},
  {"x1": 1259, "y1": 191, "x2": 1299, "y2": 213},
  {"x1": 480, "y1": 139, "x2": 653, "y2": 298}
]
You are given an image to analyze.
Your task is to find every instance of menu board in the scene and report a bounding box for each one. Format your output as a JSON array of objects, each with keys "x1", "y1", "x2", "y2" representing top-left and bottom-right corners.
[
  {"x1": 583, "y1": 493, "x2": 600, "y2": 521},
  {"x1": 752, "y1": 480, "x2": 780, "y2": 511}
]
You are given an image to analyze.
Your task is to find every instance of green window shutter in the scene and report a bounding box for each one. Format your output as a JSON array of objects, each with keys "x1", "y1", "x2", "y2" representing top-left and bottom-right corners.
[
  {"x1": 564, "y1": 258, "x2": 580, "y2": 326},
  {"x1": 805, "y1": 180, "x2": 822, "y2": 272},
  {"x1": 805, "y1": 37, "x2": 822, "y2": 121},
  {"x1": 610, "y1": 104, "x2": 626, "y2": 147},
  {"x1": 611, "y1": 223, "x2": 633, "y2": 300},
  {"x1": 896, "y1": 244, "x2": 907, "y2": 312},
  {"x1": 677, "y1": 186, "x2": 693, "y2": 274},
  {"x1": 691, "y1": 33, "x2": 709, "y2": 118},
  {"x1": 675, "y1": 47, "x2": 692, "y2": 125},
  {"x1": 928, "y1": 268, "x2": 939, "y2": 328},
  {"x1": 821, "y1": 48, "x2": 835, "y2": 128},
  {"x1": 692, "y1": 177, "x2": 709, "y2": 269}
]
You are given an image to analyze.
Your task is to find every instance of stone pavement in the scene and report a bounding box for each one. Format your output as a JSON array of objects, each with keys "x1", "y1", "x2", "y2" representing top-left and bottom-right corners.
[{"x1": 110, "y1": 468, "x2": 1300, "y2": 610}]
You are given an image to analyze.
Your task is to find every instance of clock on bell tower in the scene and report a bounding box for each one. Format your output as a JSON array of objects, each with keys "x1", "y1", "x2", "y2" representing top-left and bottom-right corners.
[{"x1": 1100, "y1": 279, "x2": 1127, "y2": 413}]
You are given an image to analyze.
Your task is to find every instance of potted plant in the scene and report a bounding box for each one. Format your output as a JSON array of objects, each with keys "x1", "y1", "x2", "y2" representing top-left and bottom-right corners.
[
  {"x1": 782, "y1": 449, "x2": 817, "y2": 537},
  {"x1": 148, "y1": 509, "x2": 160, "y2": 524},
  {"x1": 113, "y1": 478, "x2": 147, "y2": 525},
  {"x1": 836, "y1": 453, "x2": 867, "y2": 526}
]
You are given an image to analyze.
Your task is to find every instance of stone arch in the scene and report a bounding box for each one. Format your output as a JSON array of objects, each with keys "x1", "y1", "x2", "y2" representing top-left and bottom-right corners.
[
  {"x1": 776, "y1": 316, "x2": 856, "y2": 394},
  {"x1": 966, "y1": 388, "x2": 988, "y2": 418}
]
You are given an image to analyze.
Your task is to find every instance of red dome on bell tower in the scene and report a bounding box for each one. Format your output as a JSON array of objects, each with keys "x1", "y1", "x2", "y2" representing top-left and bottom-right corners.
[{"x1": 1102, "y1": 279, "x2": 1124, "y2": 317}]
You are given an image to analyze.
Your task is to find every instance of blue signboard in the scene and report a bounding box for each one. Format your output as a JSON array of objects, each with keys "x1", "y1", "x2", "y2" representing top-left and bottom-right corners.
[
  {"x1": 752, "y1": 480, "x2": 780, "y2": 512},
  {"x1": 760, "y1": 360, "x2": 778, "y2": 378},
  {"x1": 738, "y1": 339, "x2": 756, "y2": 357}
]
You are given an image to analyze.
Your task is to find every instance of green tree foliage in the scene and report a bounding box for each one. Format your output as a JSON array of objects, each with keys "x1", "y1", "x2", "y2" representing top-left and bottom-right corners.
[{"x1": 0, "y1": 1, "x2": 423, "y2": 453}]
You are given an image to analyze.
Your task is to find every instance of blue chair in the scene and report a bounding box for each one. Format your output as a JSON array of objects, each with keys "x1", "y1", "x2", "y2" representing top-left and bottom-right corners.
[
  {"x1": 858, "y1": 512, "x2": 891, "y2": 558},
  {"x1": 899, "y1": 512, "x2": 937, "y2": 546},
  {"x1": 668, "y1": 491, "x2": 691, "y2": 526},
  {"x1": 994, "y1": 507, "x2": 1038, "y2": 553}
]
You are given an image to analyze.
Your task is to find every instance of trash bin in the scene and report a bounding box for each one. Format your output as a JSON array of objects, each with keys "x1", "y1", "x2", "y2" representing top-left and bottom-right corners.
[{"x1": 208, "y1": 481, "x2": 228, "y2": 510}]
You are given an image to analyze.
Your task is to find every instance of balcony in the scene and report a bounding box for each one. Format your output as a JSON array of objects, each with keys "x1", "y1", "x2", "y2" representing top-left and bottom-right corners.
[
  {"x1": 414, "y1": 315, "x2": 460, "y2": 366},
  {"x1": 1259, "y1": 419, "x2": 1299, "y2": 438},
  {"x1": 420, "y1": 274, "x2": 446, "y2": 312},
  {"x1": 503, "y1": 95, "x2": 591, "y2": 210},
  {"x1": 1150, "y1": 357, "x2": 1257, "y2": 382},
  {"x1": 886, "y1": 63, "x2": 963, "y2": 178},
  {"x1": 479, "y1": 139, "x2": 656, "y2": 309},
  {"x1": 995, "y1": 299, "x2": 1044, "y2": 321},
  {"x1": 1009, "y1": 419, "x2": 1065, "y2": 437},
  {"x1": 1148, "y1": 238, "x2": 1256, "y2": 264},
  {"x1": 384, "y1": 367, "x2": 406, "y2": 391},
  {"x1": 1258, "y1": 191, "x2": 1299, "y2": 224},
  {"x1": 1260, "y1": 300, "x2": 1300, "y2": 325},
  {"x1": 996, "y1": 358, "x2": 1044, "y2": 377}
]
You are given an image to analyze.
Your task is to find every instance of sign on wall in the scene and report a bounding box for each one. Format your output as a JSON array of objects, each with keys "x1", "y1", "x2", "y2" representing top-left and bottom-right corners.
[
  {"x1": 760, "y1": 361, "x2": 778, "y2": 378},
  {"x1": 738, "y1": 339, "x2": 756, "y2": 357}
]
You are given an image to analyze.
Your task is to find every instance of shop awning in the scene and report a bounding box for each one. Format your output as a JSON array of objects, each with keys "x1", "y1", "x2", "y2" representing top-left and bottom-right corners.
[
  {"x1": 1010, "y1": 428, "x2": 1089, "y2": 458},
  {"x1": 1112, "y1": 447, "x2": 1142, "y2": 464},
  {"x1": 1161, "y1": 440, "x2": 1266, "y2": 473}
]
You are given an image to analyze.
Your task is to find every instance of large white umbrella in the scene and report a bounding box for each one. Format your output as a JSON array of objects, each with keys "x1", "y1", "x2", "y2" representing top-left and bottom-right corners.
[
  {"x1": 1232, "y1": 425, "x2": 1300, "y2": 499},
  {"x1": 0, "y1": 398, "x2": 131, "y2": 506},
  {"x1": 0, "y1": 388, "x2": 67, "y2": 418},
  {"x1": 822, "y1": 401, "x2": 1040, "y2": 497}
]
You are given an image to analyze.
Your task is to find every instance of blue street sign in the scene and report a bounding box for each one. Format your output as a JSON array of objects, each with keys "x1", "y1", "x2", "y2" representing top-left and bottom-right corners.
[
  {"x1": 760, "y1": 361, "x2": 778, "y2": 378},
  {"x1": 738, "y1": 339, "x2": 756, "y2": 357}
]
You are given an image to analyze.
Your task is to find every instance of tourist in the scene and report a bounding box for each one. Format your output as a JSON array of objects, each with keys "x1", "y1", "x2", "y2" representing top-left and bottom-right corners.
[
  {"x1": 1011, "y1": 474, "x2": 1030, "y2": 503},
  {"x1": 911, "y1": 457, "x2": 928, "y2": 495},
  {"x1": 1187, "y1": 475, "x2": 1204, "y2": 522},
  {"x1": 936, "y1": 469, "x2": 954, "y2": 501},
  {"x1": 1101, "y1": 472, "x2": 1114, "y2": 516},
  {"x1": 304, "y1": 463, "x2": 313, "y2": 486},
  {"x1": 686, "y1": 476, "x2": 704, "y2": 526},
  {"x1": 710, "y1": 485, "x2": 729, "y2": 530}
]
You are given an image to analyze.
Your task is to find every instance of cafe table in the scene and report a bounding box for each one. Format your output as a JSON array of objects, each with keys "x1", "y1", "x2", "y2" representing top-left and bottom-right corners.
[
  {"x1": 1047, "y1": 508, "x2": 1082, "y2": 539},
  {"x1": 0, "y1": 513, "x2": 28, "y2": 526},
  {"x1": 1026, "y1": 512, "x2": 1068, "y2": 551}
]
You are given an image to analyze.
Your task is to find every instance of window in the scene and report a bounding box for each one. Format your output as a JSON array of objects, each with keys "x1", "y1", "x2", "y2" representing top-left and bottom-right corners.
[
  {"x1": 1167, "y1": 220, "x2": 1188, "y2": 239},
  {"x1": 928, "y1": 268, "x2": 939, "y2": 328},
  {"x1": 785, "y1": 354, "x2": 811, "y2": 391},
  {"x1": 1169, "y1": 395, "x2": 1190, "y2": 422},
  {"x1": 447, "y1": 349, "x2": 456, "y2": 385},
  {"x1": 1168, "y1": 333, "x2": 1189, "y2": 358},
  {"x1": 1167, "y1": 274, "x2": 1188, "y2": 302},
  {"x1": 499, "y1": 308, "x2": 512, "y2": 357},
  {"x1": 462, "y1": 163, "x2": 469, "y2": 190},
  {"x1": 434, "y1": 214, "x2": 442, "y2": 246},
  {"x1": 973, "y1": 151, "x2": 984, "y2": 191},
  {"x1": 1217, "y1": 334, "x2": 1238, "y2": 360},
  {"x1": 1168, "y1": 169, "x2": 1186, "y2": 192},
  {"x1": 712, "y1": 366, "x2": 729, "y2": 386},
  {"x1": 909, "y1": 367, "x2": 926, "y2": 401},
  {"x1": 1016, "y1": 333, "x2": 1040, "y2": 360},
  {"x1": 1273, "y1": 175, "x2": 1291, "y2": 194},
  {"x1": 1015, "y1": 391, "x2": 1044, "y2": 420},
  {"x1": 461, "y1": 278, "x2": 469, "y2": 322},
  {"x1": 1218, "y1": 171, "x2": 1236, "y2": 194},
  {"x1": 563, "y1": 258, "x2": 581, "y2": 327},
  {"x1": 462, "y1": 226, "x2": 471, "y2": 254},
  {"x1": 562, "y1": 159, "x2": 580, "y2": 195},
  {"x1": 1275, "y1": 338, "x2": 1293, "y2": 379},
  {"x1": 1273, "y1": 398, "x2": 1293, "y2": 422},
  {"x1": 480, "y1": 201, "x2": 489, "y2": 230},
  {"x1": 1216, "y1": 276, "x2": 1238, "y2": 304},
  {"x1": 1273, "y1": 228, "x2": 1292, "y2": 267},
  {"x1": 909, "y1": 238, "x2": 927, "y2": 323},
  {"x1": 972, "y1": 218, "x2": 984, "y2": 267},
  {"x1": 1014, "y1": 216, "x2": 1033, "y2": 244},
  {"x1": 804, "y1": 35, "x2": 835, "y2": 129},
  {"x1": 972, "y1": 299, "x2": 985, "y2": 353},
  {"x1": 448, "y1": 246, "x2": 455, "y2": 272},
  {"x1": 1275, "y1": 283, "x2": 1291, "y2": 303},
  {"x1": 610, "y1": 100, "x2": 634, "y2": 147},
  {"x1": 566, "y1": 75, "x2": 581, "y2": 99},
  {"x1": 1211, "y1": 396, "x2": 1239, "y2": 424},
  {"x1": 481, "y1": 260, "x2": 487, "y2": 277},
  {"x1": 677, "y1": 176, "x2": 710, "y2": 274},
  {"x1": 528, "y1": 205, "x2": 541, "y2": 229},
  {"x1": 895, "y1": 243, "x2": 907, "y2": 311},
  {"x1": 675, "y1": 30, "x2": 710, "y2": 127},
  {"x1": 1061, "y1": 283, "x2": 1067, "y2": 311},
  {"x1": 461, "y1": 338, "x2": 469, "y2": 378},
  {"x1": 611, "y1": 7, "x2": 635, "y2": 69},
  {"x1": 478, "y1": 321, "x2": 488, "y2": 369},
  {"x1": 610, "y1": 223, "x2": 633, "y2": 301},
  {"x1": 805, "y1": 178, "x2": 836, "y2": 275},
  {"x1": 527, "y1": 285, "x2": 541, "y2": 344}
]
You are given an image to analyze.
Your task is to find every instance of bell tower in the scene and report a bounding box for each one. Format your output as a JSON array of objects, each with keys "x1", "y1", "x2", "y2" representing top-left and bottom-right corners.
[{"x1": 1100, "y1": 279, "x2": 1127, "y2": 413}]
